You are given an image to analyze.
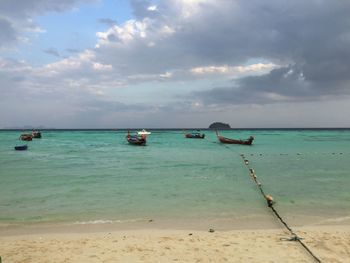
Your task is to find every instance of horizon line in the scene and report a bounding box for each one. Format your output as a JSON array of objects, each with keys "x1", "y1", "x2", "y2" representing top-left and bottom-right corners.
[{"x1": 1, "y1": 127, "x2": 350, "y2": 131}]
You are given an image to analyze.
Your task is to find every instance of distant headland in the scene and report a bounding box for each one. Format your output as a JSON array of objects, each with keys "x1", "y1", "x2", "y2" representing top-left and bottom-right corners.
[{"x1": 208, "y1": 122, "x2": 231, "y2": 129}]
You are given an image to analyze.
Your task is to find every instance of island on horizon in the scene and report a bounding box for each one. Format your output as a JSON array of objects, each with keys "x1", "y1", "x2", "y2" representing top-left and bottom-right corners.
[{"x1": 208, "y1": 122, "x2": 231, "y2": 129}]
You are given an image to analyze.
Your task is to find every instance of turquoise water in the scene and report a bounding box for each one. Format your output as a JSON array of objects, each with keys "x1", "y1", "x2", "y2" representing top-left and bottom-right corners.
[{"x1": 0, "y1": 130, "x2": 349, "y2": 227}]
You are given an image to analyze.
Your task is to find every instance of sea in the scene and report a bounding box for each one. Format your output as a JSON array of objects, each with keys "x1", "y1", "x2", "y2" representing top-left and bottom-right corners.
[{"x1": 0, "y1": 129, "x2": 349, "y2": 230}]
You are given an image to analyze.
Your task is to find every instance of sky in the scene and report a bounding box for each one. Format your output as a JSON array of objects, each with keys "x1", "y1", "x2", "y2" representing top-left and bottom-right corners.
[{"x1": 1, "y1": 0, "x2": 350, "y2": 128}]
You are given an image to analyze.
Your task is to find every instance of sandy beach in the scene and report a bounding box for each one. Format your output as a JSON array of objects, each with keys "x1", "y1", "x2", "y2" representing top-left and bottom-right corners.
[{"x1": 1, "y1": 224, "x2": 349, "y2": 263}]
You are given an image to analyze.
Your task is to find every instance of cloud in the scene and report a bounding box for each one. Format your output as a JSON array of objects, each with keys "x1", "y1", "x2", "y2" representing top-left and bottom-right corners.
[
  {"x1": 0, "y1": 0, "x2": 97, "y2": 47},
  {"x1": 190, "y1": 63, "x2": 278, "y2": 77},
  {"x1": 2, "y1": 0, "x2": 350, "y2": 128},
  {"x1": 4, "y1": 0, "x2": 350, "y2": 84},
  {"x1": 0, "y1": 0, "x2": 96, "y2": 18},
  {"x1": 98, "y1": 18, "x2": 117, "y2": 27},
  {"x1": 43, "y1": 47, "x2": 62, "y2": 58},
  {"x1": 192, "y1": 61, "x2": 350, "y2": 106},
  {"x1": 4, "y1": 1, "x2": 350, "y2": 97},
  {"x1": 130, "y1": 0, "x2": 160, "y2": 19},
  {"x1": 66, "y1": 48, "x2": 80, "y2": 53},
  {"x1": 191, "y1": 65, "x2": 304, "y2": 105},
  {"x1": 90, "y1": 0, "x2": 350, "y2": 96},
  {"x1": 0, "y1": 17, "x2": 17, "y2": 47}
]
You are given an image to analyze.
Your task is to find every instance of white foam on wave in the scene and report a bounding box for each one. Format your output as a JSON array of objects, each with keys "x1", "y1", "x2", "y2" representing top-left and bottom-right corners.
[
  {"x1": 316, "y1": 215, "x2": 350, "y2": 224},
  {"x1": 73, "y1": 220, "x2": 113, "y2": 225},
  {"x1": 73, "y1": 218, "x2": 149, "y2": 225}
]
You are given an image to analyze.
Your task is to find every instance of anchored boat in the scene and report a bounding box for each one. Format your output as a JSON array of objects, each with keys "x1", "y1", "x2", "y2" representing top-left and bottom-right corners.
[
  {"x1": 32, "y1": 130, "x2": 42, "y2": 138},
  {"x1": 20, "y1": 134, "x2": 33, "y2": 141},
  {"x1": 216, "y1": 130, "x2": 254, "y2": 145},
  {"x1": 126, "y1": 131, "x2": 147, "y2": 146},
  {"x1": 14, "y1": 145, "x2": 28, "y2": 151},
  {"x1": 184, "y1": 130, "x2": 205, "y2": 139}
]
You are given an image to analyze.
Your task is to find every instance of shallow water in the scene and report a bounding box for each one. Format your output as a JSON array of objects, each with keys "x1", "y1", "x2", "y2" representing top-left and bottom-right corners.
[{"x1": 0, "y1": 129, "x2": 349, "y2": 228}]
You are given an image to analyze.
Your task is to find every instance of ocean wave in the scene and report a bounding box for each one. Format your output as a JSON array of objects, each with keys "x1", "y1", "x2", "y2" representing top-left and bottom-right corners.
[
  {"x1": 316, "y1": 215, "x2": 350, "y2": 224},
  {"x1": 73, "y1": 218, "x2": 150, "y2": 225}
]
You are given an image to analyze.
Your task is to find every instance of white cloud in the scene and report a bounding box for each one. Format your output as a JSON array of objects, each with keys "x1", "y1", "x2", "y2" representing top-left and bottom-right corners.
[
  {"x1": 190, "y1": 63, "x2": 278, "y2": 77},
  {"x1": 159, "y1": 25, "x2": 175, "y2": 35},
  {"x1": 92, "y1": 62, "x2": 112, "y2": 71},
  {"x1": 37, "y1": 58, "x2": 82, "y2": 76},
  {"x1": 0, "y1": 57, "x2": 32, "y2": 72},
  {"x1": 176, "y1": 0, "x2": 214, "y2": 19},
  {"x1": 147, "y1": 5, "x2": 158, "y2": 11},
  {"x1": 191, "y1": 65, "x2": 229, "y2": 74},
  {"x1": 127, "y1": 71, "x2": 173, "y2": 81},
  {"x1": 96, "y1": 19, "x2": 150, "y2": 45},
  {"x1": 160, "y1": 71, "x2": 173, "y2": 78},
  {"x1": 235, "y1": 63, "x2": 278, "y2": 74}
]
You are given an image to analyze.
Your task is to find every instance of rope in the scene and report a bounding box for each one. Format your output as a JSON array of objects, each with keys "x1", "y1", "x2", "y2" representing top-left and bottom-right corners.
[
  {"x1": 216, "y1": 139, "x2": 323, "y2": 262},
  {"x1": 242, "y1": 152, "x2": 347, "y2": 156},
  {"x1": 239, "y1": 153, "x2": 322, "y2": 263}
]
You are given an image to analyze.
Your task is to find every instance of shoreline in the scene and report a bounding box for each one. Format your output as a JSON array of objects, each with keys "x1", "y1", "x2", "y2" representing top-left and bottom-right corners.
[
  {"x1": 0, "y1": 224, "x2": 349, "y2": 262},
  {"x1": 1, "y1": 212, "x2": 350, "y2": 236},
  {"x1": 1, "y1": 211, "x2": 350, "y2": 236}
]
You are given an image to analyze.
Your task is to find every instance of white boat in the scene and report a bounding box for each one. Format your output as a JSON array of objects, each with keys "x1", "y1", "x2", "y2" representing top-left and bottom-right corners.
[{"x1": 137, "y1": 129, "x2": 151, "y2": 135}]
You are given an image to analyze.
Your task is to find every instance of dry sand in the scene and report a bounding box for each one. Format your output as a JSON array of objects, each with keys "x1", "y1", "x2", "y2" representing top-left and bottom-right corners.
[{"x1": 1, "y1": 225, "x2": 349, "y2": 263}]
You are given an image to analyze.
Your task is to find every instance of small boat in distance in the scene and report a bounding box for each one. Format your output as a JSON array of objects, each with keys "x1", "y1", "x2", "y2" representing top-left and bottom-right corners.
[
  {"x1": 216, "y1": 130, "x2": 254, "y2": 145},
  {"x1": 32, "y1": 130, "x2": 42, "y2": 138},
  {"x1": 20, "y1": 134, "x2": 33, "y2": 141},
  {"x1": 184, "y1": 130, "x2": 205, "y2": 139},
  {"x1": 137, "y1": 129, "x2": 151, "y2": 135},
  {"x1": 14, "y1": 145, "x2": 28, "y2": 151},
  {"x1": 126, "y1": 131, "x2": 147, "y2": 146}
]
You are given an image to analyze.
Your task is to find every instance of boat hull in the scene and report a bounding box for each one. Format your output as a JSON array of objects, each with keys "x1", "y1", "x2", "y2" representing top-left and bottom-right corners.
[
  {"x1": 185, "y1": 134, "x2": 205, "y2": 139},
  {"x1": 126, "y1": 136, "x2": 146, "y2": 146},
  {"x1": 218, "y1": 136, "x2": 253, "y2": 145},
  {"x1": 20, "y1": 134, "x2": 33, "y2": 141},
  {"x1": 32, "y1": 132, "x2": 42, "y2": 138},
  {"x1": 216, "y1": 130, "x2": 254, "y2": 145},
  {"x1": 15, "y1": 145, "x2": 28, "y2": 151}
]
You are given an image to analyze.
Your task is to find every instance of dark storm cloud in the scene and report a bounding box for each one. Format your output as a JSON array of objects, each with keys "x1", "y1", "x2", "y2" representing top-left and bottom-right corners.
[
  {"x1": 192, "y1": 65, "x2": 307, "y2": 105},
  {"x1": 96, "y1": 0, "x2": 350, "y2": 95},
  {"x1": 193, "y1": 61, "x2": 350, "y2": 106},
  {"x1": 169, "y1": 0, "x2": 350, "y2": 105}
]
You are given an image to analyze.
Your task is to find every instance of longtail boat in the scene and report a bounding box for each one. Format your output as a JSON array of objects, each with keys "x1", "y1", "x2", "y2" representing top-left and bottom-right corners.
[
  {"x1": 184, "y1": 130, "x2": 205, "y2": 139},
  {"x1": 20, "y1": 134, "x2": 33, "y2": 141},
  {"x1": 126, "y1": 131, "x2": 146, "y2": 146},
  {"x1": 32, "y1": 130, "x2": 42, "y2": 138},
  {"x1": 216, "y1": 130, "x2": 254, "y2": 145}
]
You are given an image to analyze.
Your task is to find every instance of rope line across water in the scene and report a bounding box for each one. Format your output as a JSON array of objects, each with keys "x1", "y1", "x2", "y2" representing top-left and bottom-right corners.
[
  {"x1": 215, "y1": 142, "x2": 322, "y2": 262},
  {"x1": 239, "y1": 153, "x2": 322, "y2": 263}
]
